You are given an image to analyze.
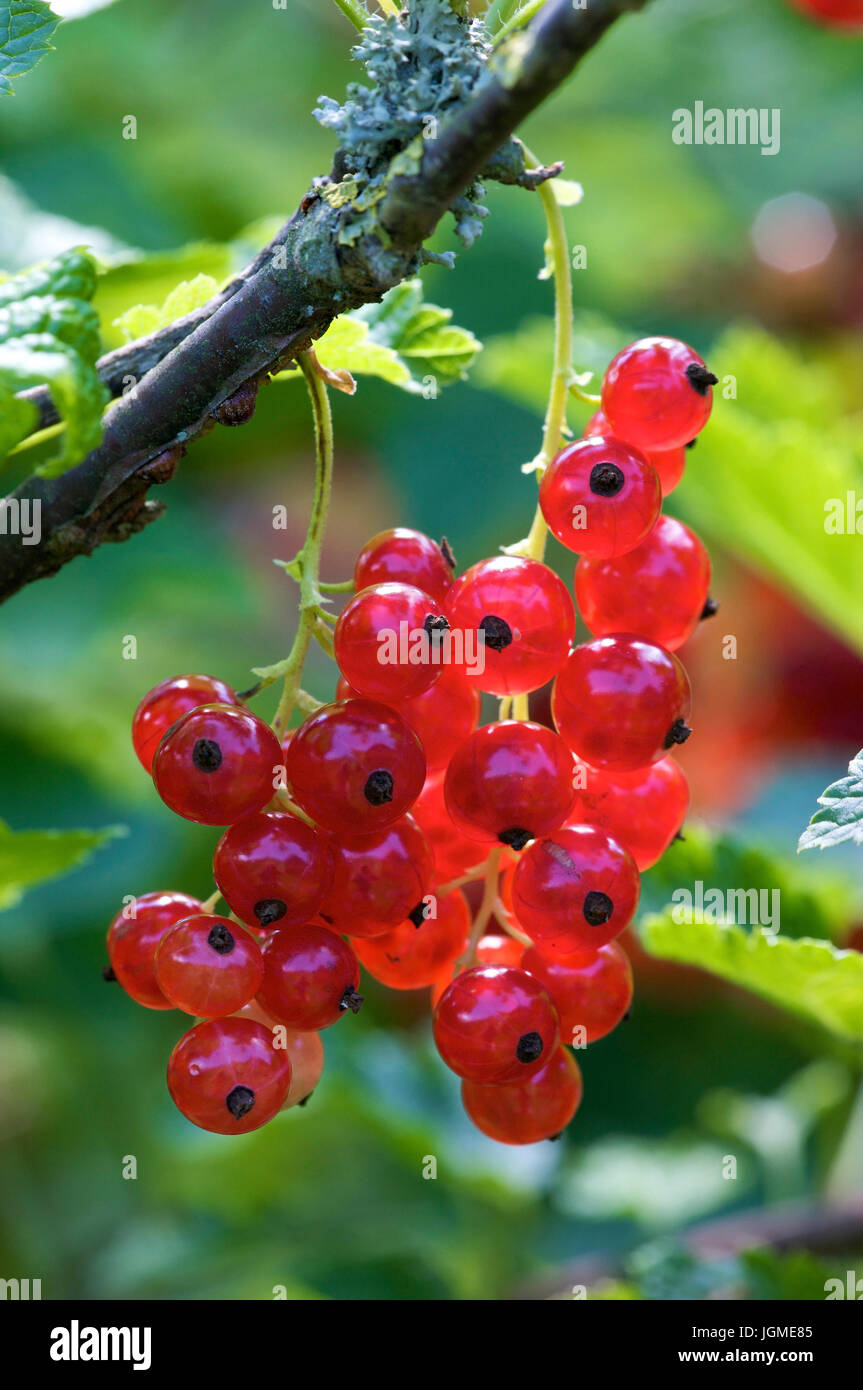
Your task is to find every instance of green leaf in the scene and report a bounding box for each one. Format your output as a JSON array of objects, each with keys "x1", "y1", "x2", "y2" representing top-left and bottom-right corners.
[
  {"x1": 798, "y1": 749, "x2": 863, "y2": 853},
  {"x1": 0, "y1": 0, "x2": 60, "y2": 96},
  {"x1": 677, "y1": 325, "x2": 863, "y2": 655},
  {"x1": 0, "y1": 247, "x2": 107, "y2": 471},
  {"x1": 112, "y1": 273, "x2": 220, "y2": 343},
  {"x1": 641, "y1": 824, "x2": 856, "y2": 943},
  {"x1": 93, "y1": 243, "x2": 237, "y2": 351},
  {"x1": 0, "y1": 247, "x2": 98, "y2": 306},
  {"x1": 0, "y1": 820, "x2": 125, "y2": 911},
  {"x1": 352, "y1": 280, "x2": 480, "y2": 388},
  {"x1": 309, "y1": 316, "x2": 413, "y2": 391},
  {"x1": 642, "y1": 915, "x2": 863, "y2": 1042},
  {"x1": 0, "y1": 334, "x2": 108, "y2": 472}
]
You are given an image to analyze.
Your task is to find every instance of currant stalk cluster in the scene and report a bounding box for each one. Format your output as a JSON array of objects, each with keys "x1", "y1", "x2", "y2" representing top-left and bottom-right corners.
[{"x1": 104, "y1": 319, "x2": 716, "y2": 1146}]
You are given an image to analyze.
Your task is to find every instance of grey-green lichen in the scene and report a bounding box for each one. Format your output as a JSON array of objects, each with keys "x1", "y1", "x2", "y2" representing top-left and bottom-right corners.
[{"x1": 314, "y1": 0, "x2": 493, "y2": 249}]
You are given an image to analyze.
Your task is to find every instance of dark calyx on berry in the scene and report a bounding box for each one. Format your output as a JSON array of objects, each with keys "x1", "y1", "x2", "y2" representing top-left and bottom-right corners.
[
  {"x1": 700, "y1": 597, "x2": 719, "y2": 620},
  {"x1": 516, "y1": 1031, "x2": 544, "y2": 1064},
  {"x1": 589, "y1": 461, "x2": 625, "y2": 497},
  {"x1": 439, "y1": 536, "x2": 456, "y2": 569},
  {"x1": 226, "y1": 1084, "x2": 255, "y2": 1120},
  {"x1": 583, "y1": 890, "x2": 614, "y2": 926},
  {"x1": 207, "y1": 922, "x2": 235, "y2": 954},
  {"x1": 297, "y1": 1092, "x2": 313, "y2": 1108},
  {"x1": 664, "y1": 717, "x2": 692, "y2": 749},
  {"x1": 498, "y1": 826, "x2": 532, "y2": 851},
  {"x1": 101, "y1": 965, "x2": 117, "y2": 982},
  {"x1": 685, "y1": 363, "x2": 718, "y2": 396},
  {"x1": 340, "y1": 987, "x2": 365, "y2": 1015},
  {"x1": 254, "y1": 898, "x2": 287, "y2": 927},
  {"x1": 408, "y1": 902, "x2": 427, "y2": 928},
  {"x1": 423, "y1": 613, "x2": 450, "y2": 641},
  {"x1": 192, "y1": 737, "x2": 222, "y2": 772},
  {"x1": 364, "y1": 768, "x2": 394, "y2": 805},
  {"x1": 479, "y1": 615, "x2": 513, "y2": 652}
]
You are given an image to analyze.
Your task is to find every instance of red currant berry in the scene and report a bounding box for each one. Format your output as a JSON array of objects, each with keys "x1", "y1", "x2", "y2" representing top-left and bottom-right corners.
[
  {"x1": 155, "y1": 914, "x2": 264, "y2": 1017},
  {"x1": 167, "y1": 1017, "x2": 291, "y2": 1134},
  {"x1": 106, "y1": 890, "x2": 203, "y2": 1009},
  {"x1": 462, "y1": 1046, "x2": 583, "y2": 1145},
  {"x1": 552, "y1": 635, "x2": 692, "y2": 772},
  {"x1": 334, "y1": 582, "x2": 447, "y2": 702},
  {"x1": 279, "y1": 1027, "x2": 325, "y2": 1109},
  {"x1": 601, "y1": 337, "x2": 717, "y2": 452},
  {"x1": 256, "y1": 924, "x2": 363, "y2": 1030},
  {"x1": 213, "y1": 812, "x2": 333, "y2": 931},
  {"x1": 445, "y1": 556, "x2": 575, "y2": 696},
  {"x1": 539, "y1": 437, "x2": 661, "y2": 558},
  {"x1": 320, "y1": 815, "x2": 434, "y2": 939},
  {"x1": 352, "y1": 888, "x2": 470, "y2": 990},
  {"x1": 132, "y1": 674, "x2": 237, "y2": 772},
  {"x1": 444, "y1": 720, "x2": 575, "y2": 850},
  {"x1": 354, "y1": 528, "x2": 455, "y2": 606},
  {"x1": 511, "y1": 825, "x2": 640, "y2": 953},
  {"x1": 152, "y1": 703, "x2": 281, "y2": 826},
  {"x1": 790, "y1": 0, "x2": 863, "y2": 27},
  {"x1": 575, "y1": 514, "x2": 711, "y2": 652},
  {"x1": 570, "y1": 757, "x2": 689, "y2": 870},
  {"x1": 411, "y1": 772, "x2": 487, "y2": 880},
  {"x1": 433, "y1": 965, "x2": 559, "y2": 1084},
  {"x1": 522, "y1": 941, "x2": 633, "y2": 1044},
  {"x1": 583, "y1": 408, "x2": 686, "y2": 496},
  {"x1": 285, "y1": 699, "x2": 425, "y2": 836},
  {"x1": 430, "y1": 933, "x2": 523, "y2": 1007},
  {"x1": 338, "y1": 665, "x2": 481, "y2": 774}
]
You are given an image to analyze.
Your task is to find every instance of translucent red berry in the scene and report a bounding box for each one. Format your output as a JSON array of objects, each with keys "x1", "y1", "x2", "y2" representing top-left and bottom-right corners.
[
  {"x1": 445, "y1": 556, "x2": 575, "y2": 696},
  {"x1": 152, "y1": 703, "x2": 281, "y2": 825},
  {"x1": 354, "y1": 527, "x2": 455, "y2": 606},
  {"x1": 511, "y1": 825, "x2": 640, "y2": 954},
  {"x1": 790, "y1": 0, "x2": 863, "y2": 28},
  {"x1": 433, "y1": 964, "x2": 559, "y2": 1084},
  {"x1": 320, "y1": 815, "x2": 434, "y2": 939},
  {"x1": 552, "y1": 635, "x2": 692, "y2": 772},
  {"x1": 353, "y1": 888, "x2": 470, "y2": 990},
  {"x1": 167, "y1": 1017, "x2": 291, "y2": 1134},
  {"x1": 539, "y1": 437, "x2": 661, "y2": 558},
  {"x1": 132, "y1": 674, "x2": 237, "y2": 772},
  {"x1": 213, "y1": 811, "x2": 333, "y2": 931},
  {"x1": 601, "y1": 336, "x2": 717, "y2": 451},
  {"x1": 575, "y1": 514, "x2": 711, "y2": 652},
  {"x1": 279, "y1": 1028, "x2": 325, "y2": 1109},
  {"x1": 155, "y1": 914, "x2": 264, "y2": 1017},
  {"x1": 106, "y1": 890, "x2": 204, "y2": 1009},
  {"x1": 338, "y1": 665, "x2": 480, "y2": 773},
  {"x1": 569, "y1": 757, "x2": 690, "y2": 869},
  {"x1": 462, "y1": 1046, "x2": 583, "y2": 1145},
  {"x1": 444, "y1": 720, "x2": 575, "y2": 850},
  {"x1": 256, "y1": 923, "x2": 363, "y2": 1030},
  {"x1": 411, "y1": 771, "x2": 487, "y2": 880},
  {"x1": 583, "y1": 408, "x2": 686, "y2": 496},
  {"x1": 285, "y1": 699, "x2": 425, "y2": 836},
  {"x1": 522, "y1": 941, "x2": 633, "y2": 1044},
  {"x1": 430, "y1": 933, "x2": 523, "y2": 1007},
  {"x1": 334, "y1": 582, "x2": 447, "y2": 702}
]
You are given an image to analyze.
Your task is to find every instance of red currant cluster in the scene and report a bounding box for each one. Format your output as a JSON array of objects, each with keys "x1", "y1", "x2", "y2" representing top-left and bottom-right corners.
[{"x1": 106, "y1": 335, "x2": 714, "y2": 1146}]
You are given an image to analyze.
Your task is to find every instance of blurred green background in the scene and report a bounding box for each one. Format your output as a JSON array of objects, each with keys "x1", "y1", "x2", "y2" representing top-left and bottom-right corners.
[{"x1": 1, "y1": 0, "x2": 863, "y2": 1300}]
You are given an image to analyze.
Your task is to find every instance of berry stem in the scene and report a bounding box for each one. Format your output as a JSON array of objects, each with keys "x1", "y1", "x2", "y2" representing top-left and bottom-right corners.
[
  {"x1": 318, "y1": 578, "x2": 355, "y2": 595},
  {"x1": 512, "y1": 693, "x2": 530, "y2": 721},
  {"x1": 492, "y1": 899, "x2": 533, "y2": 947},
  {"x1": 201, "y1": 889, "x2": 222, "y2": 913},
  {"x1": 436, "y1": 858, "x2": 494, "y2": 896},
  {"x1": 456, "y1": 847, "x2": 502, "y2": 970},
  {"x1": 272, "y1": 788, "x2": 316, "y2": 826},
  {"x1": 506, "y1": 141, "x2": 574, "y2": 564},
  {"x1": 272, "y1": 351, "x2": 336, "y2": 735},
  {"x1": 498, "y1": 695, "x2": 513, "y2": 720},
  {"x1": 493, "y1": 0, "x2": 546, "y2": 45},
  {"x1": 331, "y1": 0, "x2": 368, "y2": 31}
]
